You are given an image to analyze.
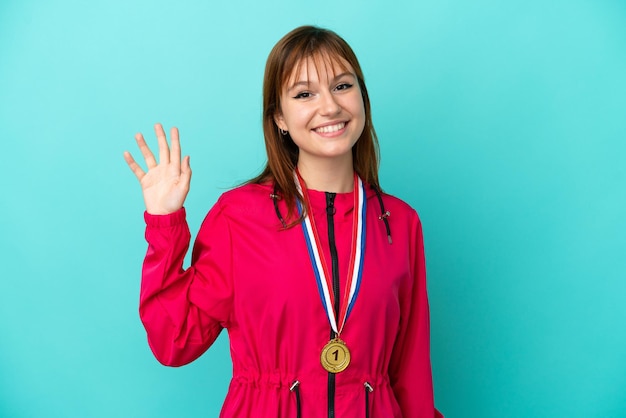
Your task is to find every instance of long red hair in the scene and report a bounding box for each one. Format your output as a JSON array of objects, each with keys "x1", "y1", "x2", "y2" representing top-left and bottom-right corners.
[{"x1": 249, "y1": 26, "x2": 380, "y2": 225}]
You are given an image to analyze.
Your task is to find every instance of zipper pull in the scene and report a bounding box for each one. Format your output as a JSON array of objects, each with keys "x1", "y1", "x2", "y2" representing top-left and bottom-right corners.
[{"x1": 326, "y1": 192, "x2": 337, "y2": 216}]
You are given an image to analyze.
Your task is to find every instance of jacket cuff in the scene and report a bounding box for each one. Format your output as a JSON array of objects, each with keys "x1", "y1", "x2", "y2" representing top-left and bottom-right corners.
[{"x1": 144, "y1": 207, "x2": 187, "y2": 228}]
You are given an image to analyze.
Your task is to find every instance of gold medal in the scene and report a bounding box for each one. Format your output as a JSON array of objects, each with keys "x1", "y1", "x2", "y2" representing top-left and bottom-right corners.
[{"x1": 320, "y1": 338, "x2": 351, "y2": 373}]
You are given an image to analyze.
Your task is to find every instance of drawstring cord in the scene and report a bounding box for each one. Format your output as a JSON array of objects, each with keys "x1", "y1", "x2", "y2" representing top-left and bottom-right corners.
[
  {"x1": 271, "y1": 186, "x2": 287, "y2": 229},
  {"x1": 290, "y1": 380, "x2": 301, "y2": 418},
  {"x1": 364, "y1": 382, "x2": 374, "y2": 418},
  {"x1": 372, "y1": 186, "x2": 392, "y2": 244},
  {"x1": 289, "y1": 379, "x2": 374, "y2": 417}
]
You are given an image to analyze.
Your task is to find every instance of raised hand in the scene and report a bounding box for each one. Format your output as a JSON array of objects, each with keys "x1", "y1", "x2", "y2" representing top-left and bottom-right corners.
[{"x1": 124, "y1": 123, "x2": 191, "y2": 215}]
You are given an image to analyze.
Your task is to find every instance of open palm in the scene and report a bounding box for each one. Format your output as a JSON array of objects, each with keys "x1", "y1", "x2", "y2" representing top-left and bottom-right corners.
[{"x1": 124, "y1": 123, "x2": 191, "y2": 215}]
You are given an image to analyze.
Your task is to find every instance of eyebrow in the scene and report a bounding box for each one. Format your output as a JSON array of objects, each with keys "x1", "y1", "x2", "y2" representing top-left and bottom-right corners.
[{"x1": 287, "y1": 72, "x2": 355, "y2": 93}]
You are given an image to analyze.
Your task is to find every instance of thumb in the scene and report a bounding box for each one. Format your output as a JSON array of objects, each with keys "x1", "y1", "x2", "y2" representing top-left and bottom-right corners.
[{"x1": 180, "y1": 155, "x2": 192, "y2": 184}]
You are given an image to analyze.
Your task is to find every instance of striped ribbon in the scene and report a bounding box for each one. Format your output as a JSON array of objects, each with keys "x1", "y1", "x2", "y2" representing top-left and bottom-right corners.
[{"x1": 295, "y1": 171, "x2": 367, "y2": 335}]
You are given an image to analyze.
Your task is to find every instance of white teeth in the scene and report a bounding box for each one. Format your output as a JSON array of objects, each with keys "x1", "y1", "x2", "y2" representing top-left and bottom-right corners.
[{"x1": 315, "y1": 122, "x2": 345, "y2": 134}]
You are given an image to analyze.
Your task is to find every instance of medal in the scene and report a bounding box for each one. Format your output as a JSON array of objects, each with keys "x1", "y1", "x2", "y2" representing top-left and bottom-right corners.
[
  {"x1": 296, "y1": 171, "x2": 367, "y2": 373},
  {"x1": 320, "y1": 338, "x2": 351, "y2": 373}
]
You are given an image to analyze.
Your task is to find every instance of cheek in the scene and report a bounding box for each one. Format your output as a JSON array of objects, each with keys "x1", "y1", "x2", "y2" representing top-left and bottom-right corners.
[
  {"x1": 354, "y1": 97, "x2": 366, "y2": 134},
  {"x1": 353, "y1": 97, "x2": 366, "y2": 122},
  {"x1": 286, "y1": 106, "x2": 315, "y2": 129},
  {"x1": 348, "y1": 90, "x2": 366, "y2": 118}
]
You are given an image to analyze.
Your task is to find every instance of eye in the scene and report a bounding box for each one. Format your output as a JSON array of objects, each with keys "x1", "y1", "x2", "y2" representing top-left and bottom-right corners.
[
  {"x1": 335, "y1": 82, "x2": 353, "y2": 91},
  {"x1": 293, "y1": 91, "x2": 312, "y2": 99}
]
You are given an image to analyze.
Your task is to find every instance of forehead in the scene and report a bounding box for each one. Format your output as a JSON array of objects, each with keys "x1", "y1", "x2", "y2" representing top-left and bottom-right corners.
[{"x1": 284, "y1": 52, "x2": 354, "y2": 86}]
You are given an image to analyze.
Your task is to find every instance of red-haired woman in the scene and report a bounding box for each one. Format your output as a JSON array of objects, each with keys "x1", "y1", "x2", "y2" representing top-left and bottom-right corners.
[{"x1": 124, "y1": 26, "x2": 443, "y2": 418}]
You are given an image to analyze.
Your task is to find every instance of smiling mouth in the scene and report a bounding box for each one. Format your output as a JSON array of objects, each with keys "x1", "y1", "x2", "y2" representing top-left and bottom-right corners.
[{"x1": 313, "y1": 122, "x2": 346, "y2": 134}]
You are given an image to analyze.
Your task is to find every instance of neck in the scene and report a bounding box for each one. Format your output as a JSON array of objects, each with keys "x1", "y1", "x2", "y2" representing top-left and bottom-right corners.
[{"x1": 297, "y1": 156, "x2": 355, "y2": 193}]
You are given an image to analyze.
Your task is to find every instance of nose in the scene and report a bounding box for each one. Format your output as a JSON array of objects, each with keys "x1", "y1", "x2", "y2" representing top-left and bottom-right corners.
[{"x1": 318, "y1": 91, "x2": 341, "y2": 116}]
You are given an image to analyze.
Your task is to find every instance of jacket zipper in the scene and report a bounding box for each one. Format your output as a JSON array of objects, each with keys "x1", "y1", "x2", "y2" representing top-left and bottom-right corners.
[{"x1": 325, "y1": 192, "x2": 339, "y2": 418}]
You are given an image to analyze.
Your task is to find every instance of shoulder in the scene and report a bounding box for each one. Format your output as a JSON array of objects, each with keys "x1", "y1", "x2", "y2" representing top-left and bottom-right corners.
[
  {"x1": 216, "y1": 182, "x2": 273, "y2": 208},
  {"x1": 367, "y1": 186, "x2": 420, "y2": 223},
  {"x1": 209, "y1": 182, "x2": 280, "y2": 226},
  {"x1": 198, "y1": 182, "x2": 278, "y2": 233}
]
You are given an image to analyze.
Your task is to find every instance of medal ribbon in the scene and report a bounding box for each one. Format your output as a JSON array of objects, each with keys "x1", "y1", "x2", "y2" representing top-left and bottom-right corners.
[{"x1": 295, "y1": 171, "x2": 367, "y2": 336}]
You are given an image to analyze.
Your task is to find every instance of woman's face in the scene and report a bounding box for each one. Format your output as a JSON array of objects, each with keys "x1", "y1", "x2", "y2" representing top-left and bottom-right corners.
[{"x1": 274, "y1": 55, "x2": 366, "y2": 167}]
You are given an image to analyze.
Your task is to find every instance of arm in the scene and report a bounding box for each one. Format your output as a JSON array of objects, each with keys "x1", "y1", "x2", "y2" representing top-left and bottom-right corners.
[
  {"x1": 388, "y1": 212, "x2": 443, "y2": 417},
  {"x1": 125, "y1": 124, "x2": 232, "y2": 366},
  {"x1": 140, "y1": 203, "x2": 233, "y2": 366}
]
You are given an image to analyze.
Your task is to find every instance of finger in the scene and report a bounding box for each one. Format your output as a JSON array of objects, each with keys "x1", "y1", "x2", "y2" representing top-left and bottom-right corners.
[
  {"x1": 154, "y1": 123, "x2": 170, "y2": 165},
  {"x1": 170, "y1": 126, "x2": 181, "y2": 172},
  {"x1": 135, "y1": 132, "x2": 157, "y2": 169},
  {"x1": 123, "y1": 151, "x2": 146, "y2": 181},
  {"x1": 180, "y1": 155, "x2": 192, "y2": 188}
]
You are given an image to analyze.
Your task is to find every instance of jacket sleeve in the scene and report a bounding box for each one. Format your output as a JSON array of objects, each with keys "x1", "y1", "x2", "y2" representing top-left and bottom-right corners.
[
  {"x1": 388, "y1": 211, "x2": 443, "y2": 417},
  {"x1": 139, "y1": 201, "x2": 233, "y2": 367}
]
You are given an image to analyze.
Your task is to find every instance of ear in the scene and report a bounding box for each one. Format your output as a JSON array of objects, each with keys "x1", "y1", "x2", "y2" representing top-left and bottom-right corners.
[{"x1": 274, "y1": 112, "x2": 287, "y2": 132}]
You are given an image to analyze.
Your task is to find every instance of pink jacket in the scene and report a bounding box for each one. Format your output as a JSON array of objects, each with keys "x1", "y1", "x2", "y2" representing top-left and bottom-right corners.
[{"x1": 140, "y1": 182, "x2": 443, "y2": 417}]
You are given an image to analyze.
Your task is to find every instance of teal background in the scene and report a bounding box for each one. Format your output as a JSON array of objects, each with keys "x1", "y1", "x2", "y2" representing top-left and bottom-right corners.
[{"x1": 1, "y1": 0, "x2": 624, "y2": 417}]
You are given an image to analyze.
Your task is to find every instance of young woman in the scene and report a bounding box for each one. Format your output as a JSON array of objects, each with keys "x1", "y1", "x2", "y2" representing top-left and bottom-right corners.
[{"x1": 125, "y1": 26, "x2": 443, "y2": 418}]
